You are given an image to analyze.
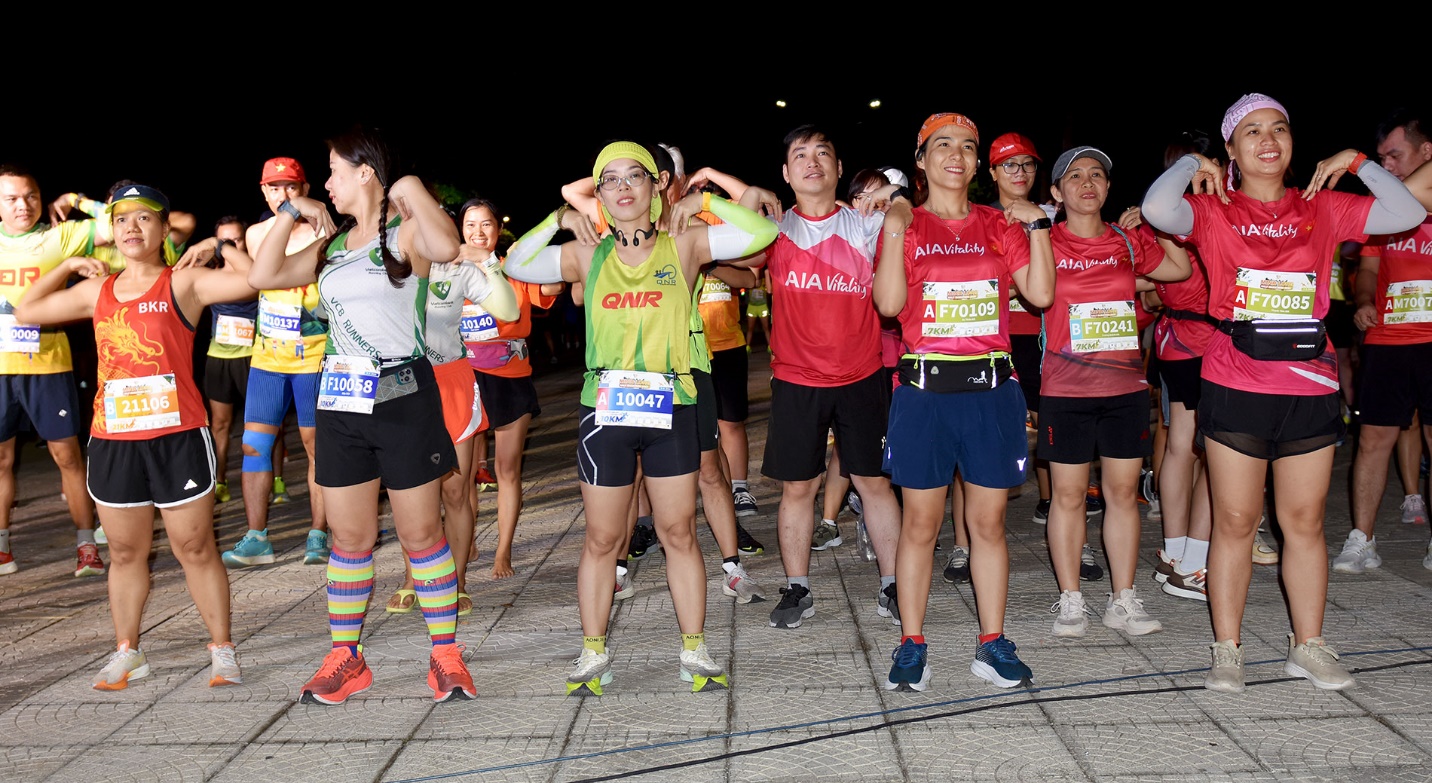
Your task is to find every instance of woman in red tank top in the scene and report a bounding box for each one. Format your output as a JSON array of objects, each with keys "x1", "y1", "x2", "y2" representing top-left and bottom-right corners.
[{"x1": 16, "y1": 184, "x2": 260, "y2": 691}]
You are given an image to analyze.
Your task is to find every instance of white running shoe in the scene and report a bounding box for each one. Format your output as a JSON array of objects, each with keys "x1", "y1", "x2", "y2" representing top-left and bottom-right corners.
[{"x1": 1331, "y1": 529, "x2": 1381, "y2": 574}]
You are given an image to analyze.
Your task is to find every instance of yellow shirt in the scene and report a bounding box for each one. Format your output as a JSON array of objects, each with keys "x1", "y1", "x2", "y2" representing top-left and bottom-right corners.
[{"x1": 0, "y1": 221, "x2": 96, "y2": 374}]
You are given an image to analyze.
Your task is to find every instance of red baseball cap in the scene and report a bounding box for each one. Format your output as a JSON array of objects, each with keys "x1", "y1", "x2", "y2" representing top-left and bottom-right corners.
[
  {"x1": 260, "y1": 157, "x2": 306, "y2": 185},
  {"x1": 989, "y1": 133, "x2": 1041, "y2": 166}
]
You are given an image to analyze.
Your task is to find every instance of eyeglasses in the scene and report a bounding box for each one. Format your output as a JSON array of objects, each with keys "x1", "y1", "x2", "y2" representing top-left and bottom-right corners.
[
  {"x1": 597, "y1": 172, "x2": 654, "y2": 191},
  {"x1": 999, "y1": 161, "x2": 1039, "y2": 174}
]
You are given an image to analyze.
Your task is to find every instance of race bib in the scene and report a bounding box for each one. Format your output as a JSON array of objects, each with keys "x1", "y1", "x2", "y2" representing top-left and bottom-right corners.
[
  {"x1": 700, "y1": 280, "x2": 733, "y2": 304},
  {"x1": 460, "y1": 303, "x2": 499, "y2": 342},
  {"x1": 215, "y1": 315, "x2": 256, "y2": 347},
  {"x1": 1383, "y1": 279, "x2": 1432, "y2": 325},
  {"x1": 103, "y1": 374, "x2": 180, "y2": 433},
  {"x1": 0, "y1": 315, "x2": 40, "y2": 354},
  {"x1": 1069, "y1": 300, "x2": 1139, "y2": 353},
  {"x1": 1232, "y1": 268, "x2": 1316, "y2": 321},
  {"x1": 920, "y1": 280, "x2": 999, "y2": 338},
  {"x1": 258, "y1": 298, "x2": 301, "y2": 340},
  {"x1": 318, "y1": 355, "x2": 380, "y2": 414},
  {"x1": 594, "y1": 370, "x2": 674, "y2": 429}
]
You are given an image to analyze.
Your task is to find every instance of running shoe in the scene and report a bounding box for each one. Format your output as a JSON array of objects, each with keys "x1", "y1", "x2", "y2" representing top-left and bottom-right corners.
[
  {"x1": 1331, "y1": 529, "x2": 1381, "y2": 574},
  {"x1": 1205, "y1": 640, "x2": 1245, "y2": 693},
  {"x1": 1139, "y1": 469, "x2": 1157, "y2": 505},
  {"x1": 474, "y1": 466, "x2": 497, "y2": 492},
  {"x1": 303, "y1": 529, "x2": 330, "y2": 566},
  {"x1": 942, "y1": 545, "x2": 971, "y2": 584},
  {"x1": 877, "y1": 583, "x2": 901, "y2": 627},
  {"x1": 428, "y1": 643, "x2": 475, "y2": 702},
  {"x1": 208, "y1": 642, "x2": 242, "y2": 687},
  {"x1": 94, "y1": 525, "x2": 107, "y2": 546},
  {"x1": 1252, "y1": 524, "x2": 1279, "y2": 565},
  {"x1": 736, "y1": 522, "x2": 765, "y2": 555},
  {"x1": 1145, "y1": 497, "x2": 1162, "y2": 523},
  {"x1": 1153, "y1": 549, "x2": 1178, "y2": 584},
  {"x1": 1161, "y1": 566, "x2": 1207, "y2": 601},
  {"x1": 614, "y1": 567, "x2": 634, "y2": 600},
  {"x1": 678, "y1": 642, "x2": 728, "y2": 692},
  {"x1": 1032, "y1": 499, "x2": 1050, "y2": 526},
  {"x1": 0, "y1": 549, "x2": 15, "y2": 576},
  {"x1": 566, "y1": 648, "x2": 612, "y2": 696},
  {"x1": 1050, "y1": 590, "x2": 1090, "y2": 638},
  {"x1": 221, "y1": 529, "x2": 275, "y2": 568},
  {"x1": 732, "y1": 487, "x2": 759, "y2": 518},
  {"x1": 214, "y1": 481, "x2": 231, "y2": 503},
  {"x1": 1085, "y1": 485, "x2": 1104, "y2": 520},
  {"x1": 1101, "y1": 587, "x2": 1163, "y2": 635},
  {"x1": 884, "y1": 638, "x2": 930, "y2": 692},
  {"x1": 721, "y1": 563, "x2": 766, "y2": 604},
  {"x1": 971, "y1": 635, "x2": 1032, "y2": 688},
  {"x1": 810, "y1": 521, "x2": 843, "y2": 551},
  {"x1": 1080, "y1": 544, "x2": 1104, "y2": 582},
  {"x1": 93, "y1": 641, "x2": 150, "y2": 691},
  {"x1": 300, "y1": 646, "x2": 373, "y2": 705},
  {"x1": 1284, "y1": 634, "x2": 1354, "y2": 691},
  {"x1": 1401, "y1": 494, "x2": 1428, "y2": 525},
  {"x1": 627, "y1": 524, "x2": 659, "y2": 560},
  {"x1": 271, "y1": 477, "x2": 290, "y2": 505},
  {"x1": 768, "y1": 584, "x2": 814, "y2": 629},
  {"x1": 75, "y1": 543, "x2": 106, "y2": 578}
]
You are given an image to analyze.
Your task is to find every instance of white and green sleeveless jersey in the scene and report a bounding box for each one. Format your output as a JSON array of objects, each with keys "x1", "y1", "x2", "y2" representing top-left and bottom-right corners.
[{"x1": 318, "y1": 221, "x2": 427, "y2": 362}]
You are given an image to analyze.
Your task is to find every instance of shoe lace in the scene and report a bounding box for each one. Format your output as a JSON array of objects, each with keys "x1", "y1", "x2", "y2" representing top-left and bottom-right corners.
[
  {"x1": 890, "y1": 640, "x2": 924, "y2": 667},
  {"x1": 1340, "y1": 535, "x2": 1371, "y2": 555},
  {"x1": 727, "y1": 564, "x2": 749, "y2": 583},
  {"x1": 1081, "y1": 545, "x2": 1096, "y2": 564},
  {"x1": 1114, "y1": 591, "x2": 1148, "y2": 616},
  {"x1": 103, "y1": 646, "x2": 137, "y2": 669},
  {"x1": 776, "y1": 586, "x2": 807, "y2": 609},
  {"x1": 983, "y1": 635, "x2": 1018, "y2": 662},
  {"x1": 78, "y1": 543, "x2": 99, "y2": 560},
  {"x1": 209, "y1": 647, "x2": 237, "y2": 669},
  {"x1": 1052, "y1": 592, "x2": 1089, "y2": 618},
  {"x1": 315, "y1": 647, "x2": 355, "y2": 678},
  {"x1": 1300, "y1": 639, "x2": 1340, "y2": 664},
  {"x1": 1211, "y1": 642, "x2": 1241, "y2": 667},
  {"x1": 432, "y1": 644, "x2": 467, "y2": 675}
]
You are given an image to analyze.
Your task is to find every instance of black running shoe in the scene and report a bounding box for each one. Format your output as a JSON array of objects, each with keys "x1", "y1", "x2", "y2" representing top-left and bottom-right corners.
[{"x1": 736, "y1": 523, "x2": 764, "y2": 555}]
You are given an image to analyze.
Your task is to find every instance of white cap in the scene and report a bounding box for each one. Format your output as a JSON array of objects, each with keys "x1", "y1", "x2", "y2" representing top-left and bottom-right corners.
[{"x1": 879, "y1": 167, "x2": 909, "y2": 188}]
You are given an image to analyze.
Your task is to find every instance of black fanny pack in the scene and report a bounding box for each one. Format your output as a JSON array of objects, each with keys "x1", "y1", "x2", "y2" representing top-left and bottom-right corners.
[
  {"x1": 1164, "y1": 307, "x2": 1214, "y2": 325},
  {"x1": 1217, "y1": 318, "x2": 1327, "y2": 361},
  {"x1": 897, "y1": 354, "x2": 1013, "y2": 393}
]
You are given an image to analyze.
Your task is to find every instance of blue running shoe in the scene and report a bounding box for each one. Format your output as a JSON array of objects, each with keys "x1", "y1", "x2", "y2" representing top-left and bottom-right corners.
[
  {"x1": 971, "y1": 635, "x2": 1033, "y2": 688},
  {"x1": 304, "y1": 529, "x2": 330, "y2": 565},
  {"x1": 884, "y1": 638, "x2": 930, "y2": 691},
  {"x1": 221, "y1": 529, "x2": 274, "y2": 568}
]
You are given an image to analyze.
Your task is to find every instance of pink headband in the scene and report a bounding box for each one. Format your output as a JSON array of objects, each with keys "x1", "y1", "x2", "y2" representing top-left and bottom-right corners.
[{"x1": 1221, "y1": 93, "x2": 1289, "y2": 142}]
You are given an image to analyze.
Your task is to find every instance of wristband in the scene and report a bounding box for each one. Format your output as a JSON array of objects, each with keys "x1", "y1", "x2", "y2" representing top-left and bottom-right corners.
[
  {"x1": 1348, "y1": 152, "x2": 1367, "y2": 176},
  {"x1": 554, "y1": 203, "x2": 570, "y2": 229},
  {"x1": 278, "y1": 201, "x2": 302, "y2": 221},
  {"x1": 702, "y1": 191, "x2": 712, "y2": 213},
  {"x1": 214, "y1": 239, "x2": 233, "y2": 265},
  {"x1": 888, "y1": 186, "x2": 911, "y2": 203},
  {"x1": 1025, "y1": 217, "x2": 1052, "y2": 232}
]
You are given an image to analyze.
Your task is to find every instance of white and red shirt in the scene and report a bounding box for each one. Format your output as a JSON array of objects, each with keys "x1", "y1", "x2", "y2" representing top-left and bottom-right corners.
[
  {"x1": 766, "y1": 206, "x2": 884, "y2": 387},
  {"x1": 1153, "y1": 237, "x2": 1215, "y2": 361},
  {"x1": 884, "y1": 204, "x2": 1029, "y2": 358},
  {"x1": 1043, "y1": 222, "x2": 1165, "y2": 398},
  {"x1": 1359, "y1": 215, "x2": 1432, "y2": 346},
  {"x1": 1186, "y1": 188, "x2": 1370, "y2": 395}
]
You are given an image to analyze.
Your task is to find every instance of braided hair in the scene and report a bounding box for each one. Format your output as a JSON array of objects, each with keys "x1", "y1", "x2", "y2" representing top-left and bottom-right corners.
[{"x1": 322, "y1": 126, "x2": 411, "y2": 287}]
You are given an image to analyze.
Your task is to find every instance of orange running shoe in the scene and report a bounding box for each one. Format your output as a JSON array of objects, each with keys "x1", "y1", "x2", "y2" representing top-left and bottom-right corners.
[
  {"x1": 428, "y1": 643, "x2": 475, "y2": 702},
  {"x1": 300, "y1": 646, "x2": 373, "y2": 705},
  {"x1": 474, "y1": 466, "x2": 497, "y2": 491}
]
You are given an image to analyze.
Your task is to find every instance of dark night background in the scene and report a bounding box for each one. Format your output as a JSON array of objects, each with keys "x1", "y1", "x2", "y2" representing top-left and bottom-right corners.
[{"x1": 5, "y1": 73, "x2": 1418, "y2": 243}]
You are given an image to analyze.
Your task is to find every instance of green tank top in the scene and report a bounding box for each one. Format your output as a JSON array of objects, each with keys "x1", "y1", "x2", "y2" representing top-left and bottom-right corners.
[
  {"x1": 689, "y1": 269, "x2": 711, "y2": 373},
  {"x1": 582, "y1": 233, "x2": 697, "y2": 407}
]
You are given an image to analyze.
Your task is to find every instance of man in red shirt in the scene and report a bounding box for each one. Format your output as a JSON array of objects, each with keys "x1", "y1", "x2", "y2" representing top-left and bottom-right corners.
[{"x1": 1338, "y1": 108, "x2": 1432, "y2": 574}]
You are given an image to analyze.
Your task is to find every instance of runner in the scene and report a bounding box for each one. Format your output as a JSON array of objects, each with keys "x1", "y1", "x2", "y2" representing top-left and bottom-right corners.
[
  {"x1": 16, "y1": 184, "x2": 253, "y2": 690},
  {"x1": 503, "y1": 141, "x2": 779, "y2": 695},
  {"x1": 249, "y1": 126, "x2": 478, "y2": 704}
]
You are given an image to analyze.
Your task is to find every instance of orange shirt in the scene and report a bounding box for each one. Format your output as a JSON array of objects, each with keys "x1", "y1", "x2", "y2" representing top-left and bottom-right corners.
[{"x1": 465, "y1": 279, "x2": 559, "y2": 378}]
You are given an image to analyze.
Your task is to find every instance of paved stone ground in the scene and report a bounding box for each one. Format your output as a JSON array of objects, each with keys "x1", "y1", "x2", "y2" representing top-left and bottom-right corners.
[{"x1": 2, "y1": 350, "x2": 1432, "y2": 782}]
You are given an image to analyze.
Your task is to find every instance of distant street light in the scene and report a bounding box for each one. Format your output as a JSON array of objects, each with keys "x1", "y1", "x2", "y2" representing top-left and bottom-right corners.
[
  {"x1": 775, "y1": 100, "x2": 787, "y2": 108},
  {"x1": 869, "y1": 100, "x2": 881, "y2": 109}
]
